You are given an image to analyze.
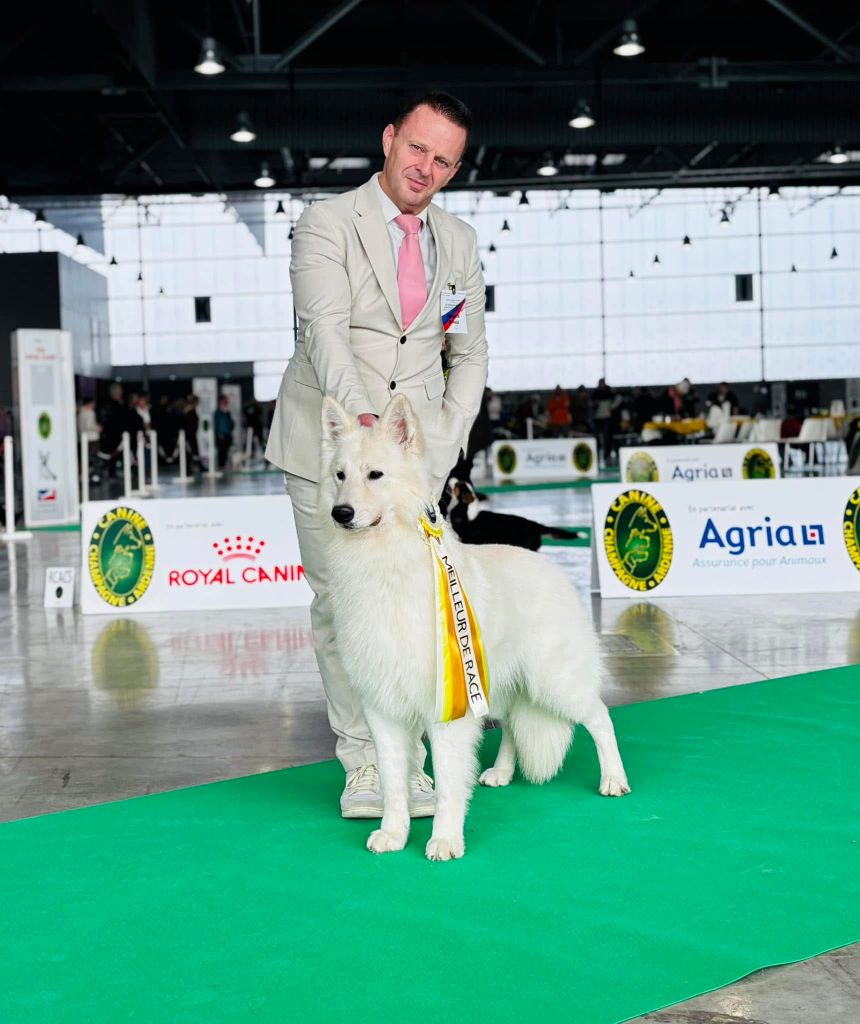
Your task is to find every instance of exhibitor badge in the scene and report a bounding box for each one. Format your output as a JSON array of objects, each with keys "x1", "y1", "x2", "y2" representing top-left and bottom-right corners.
[
  {"x1": 604, "y1": 489, "x2": 673, "y2": 591},
  {"x1": 843, "y1": 486, "x2": 860, "y2": 573},
  {"x1": 88, "y1": 506, "x2": 156, "y2": 607}
]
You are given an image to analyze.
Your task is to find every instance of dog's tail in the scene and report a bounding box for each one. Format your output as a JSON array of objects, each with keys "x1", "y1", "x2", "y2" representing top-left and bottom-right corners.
[
  {"x1": 542, "y1": 525, "x2": 585, "y2": 541},
  {"x1": 509, "y1": 703, "x2": 572, "y2": 784}
]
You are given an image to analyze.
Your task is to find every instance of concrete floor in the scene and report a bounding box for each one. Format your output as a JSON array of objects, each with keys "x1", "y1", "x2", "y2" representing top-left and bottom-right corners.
[{"x1": 1, "y1": 466, "x2": 858, "y2": 1022}]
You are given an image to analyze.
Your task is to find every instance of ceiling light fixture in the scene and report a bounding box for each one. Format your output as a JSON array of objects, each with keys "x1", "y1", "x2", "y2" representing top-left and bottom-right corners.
[
  {"x1": 568, "y1": 99, "x2": 596, "y2": 129},
  {"x1": 274, "y1": 200, "x2": 287, "y2": 216},
  {"x1": 628, "y1": 269, "x2": 635, "y2": 278},
  {"x1": 682, "y1": 235, "x2": 692, "y2": 247},
  {"x1": 790, "y1": 263, "x2": 797, "y2": 272},
  {"x1": 34, "y1": 209, "x2": 46, "y2": 223},
  {"x1": 109, "y1": 256, "x2": 118, "y2": 267},
  {"x1": 720, "y1": 208, "x2": 730, "y2": 226},
  {"x1": 230, "y1": 112, "x2": 256, "y2": 143},
  {"x1": 254, "y1": 162, "x2": 275, "y2": 188},
  {"x1": 830, "y1": 246, "x2": 839, "y2": 259},
  {"x1": 488, "y1": 242, "x2": 496, "y2": 253},
  {"x1": 768, "y1": 186, "x2": 781, "y2": 200},
  {"x1": 519, "y1": 191, "x2": 529, "y2": 207},
  {"x1": 828, "y1": 146, "x2": 848, "y2": 165},
  {"x1": 653, "y1": 254, "x2": 660, "y2": 264},
  {"x1": 195, "y1": 36, "x2": 225, "y2": 75},
  {"x1": 501, "y1": 219, "x2": 511, "y2": 232},
  {"x1": 537, "y1": 154, "x2": 559, "y2": 176},
  {"x1": 75, "y1": 233, "x2": 86, "y2": 248},
  {"x1": 613, "y1": 18, "x2": 645, "y2": 57}
]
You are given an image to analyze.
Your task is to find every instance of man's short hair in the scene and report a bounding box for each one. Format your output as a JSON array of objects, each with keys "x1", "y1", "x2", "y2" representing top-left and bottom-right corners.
[{"x1": 393, "y1": 91, "x2": 472, "y2": 146}]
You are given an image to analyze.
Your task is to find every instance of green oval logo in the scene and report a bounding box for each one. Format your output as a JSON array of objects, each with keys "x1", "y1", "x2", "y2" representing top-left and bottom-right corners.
[
  {"x1": 742, "y1": 447, "x2": 776, "y2": 479},
  {"x1": 88, "y1": 506, "x2": 155, "y2": 607},
  {"x1": 625, "y1": 451, "x2": 659, "y2": 483},
  {"x1": 844, "y1": 486, "x2": 860, "y2": 574},
  {"x1": 496, "y1": 444, "x2": 517, "y2": 476},
  {"x1": 604, "y1": 489, "x2": 673, "y2": 591},
  {"x1": 38, "y1": 412, "x2": 51, "y2": 439},
  {"x1": 572, "y1": 442, "x2": 594, "y2": 473}
]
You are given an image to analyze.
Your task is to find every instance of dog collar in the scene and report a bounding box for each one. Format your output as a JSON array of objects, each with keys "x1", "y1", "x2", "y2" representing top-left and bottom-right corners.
[{"x1": 420, "y1": 503, "x2": 443, "y2": 539}]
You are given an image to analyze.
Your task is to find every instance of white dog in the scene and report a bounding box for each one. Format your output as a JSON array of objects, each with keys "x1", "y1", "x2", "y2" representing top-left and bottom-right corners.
[{"x1": 320, "y1": 395, "x2": 630, "y2": 861}]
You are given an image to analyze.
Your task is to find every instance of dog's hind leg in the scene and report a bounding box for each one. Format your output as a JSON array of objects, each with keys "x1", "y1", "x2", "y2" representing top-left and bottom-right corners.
[
  {"x1": 479, "y1": 728, "x2": 516, "y2": 787},
  {"x1": 425, "y1": 716, "x2": 483, "y2": 861},
  {"x1": 578, "y1": 700, "x2": 631, "y2": 797},
  {"x1": 363, "y1": 707, "x2": 412, "y2": 853}
]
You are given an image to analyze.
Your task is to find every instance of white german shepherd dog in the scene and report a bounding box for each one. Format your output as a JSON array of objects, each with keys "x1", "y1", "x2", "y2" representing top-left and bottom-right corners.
[{"x1": 321, "y1": 394, "x2": 630, "y2": 861}]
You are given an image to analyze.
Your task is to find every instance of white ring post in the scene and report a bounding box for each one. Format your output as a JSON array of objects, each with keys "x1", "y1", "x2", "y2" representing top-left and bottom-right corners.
[
  {"x1": 80, "y1": 431, "x2": 90, "y2": 505},
  {"x1": 148, "y1": 430, "x2": 159, "y2": 492},
  {"x1": 206, "y1": 428, "x2": 222, "y2": 480},
  {"x1": 175, "y1": 429, "x2": 193, "y2": 484},
  {"x1": 136, "y1": 431, "x2": 147, "y2": 496},
  {"x1": 1, "y1": 436, "x2": 33, "y2": 542},
  {"x1": 121, "y1": 431, "x2": 133, "y2": 498},
  {"x1": 526, "y1": 416, "x2": 534, "y2": 441},
  {"x1": 244, "y1": 426, "x2": 253, "y2": 466}
]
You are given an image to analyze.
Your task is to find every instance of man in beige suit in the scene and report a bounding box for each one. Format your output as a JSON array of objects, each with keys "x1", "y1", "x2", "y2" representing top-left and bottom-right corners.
[{"x1": 266, "y1": 92, "x2": 488, "y2": 817}]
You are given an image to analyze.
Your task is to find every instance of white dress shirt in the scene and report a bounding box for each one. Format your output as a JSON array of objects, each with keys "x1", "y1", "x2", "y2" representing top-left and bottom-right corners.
[{"x1": 373, "y1": 173, "x2": 437, "y2": 292}]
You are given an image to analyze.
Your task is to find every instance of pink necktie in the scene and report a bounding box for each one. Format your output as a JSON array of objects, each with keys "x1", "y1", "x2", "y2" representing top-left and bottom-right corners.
[{"x1": 394, "y1": 214, "x2": 427, "y2": 330}]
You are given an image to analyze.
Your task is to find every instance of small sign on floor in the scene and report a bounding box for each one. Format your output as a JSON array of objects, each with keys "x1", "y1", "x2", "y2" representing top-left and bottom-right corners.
[{"x1": 44, "y1": 567, "x2": 76, "y2": 608}]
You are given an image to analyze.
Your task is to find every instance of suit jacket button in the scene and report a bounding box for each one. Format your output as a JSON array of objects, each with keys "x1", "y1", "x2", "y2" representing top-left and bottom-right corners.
[
  {"x1": 390, "y1": 381, "x2": 397, "y2": 390},
  {"x1": 399, "y1": 335, "x2": 406, "y2": 344}
]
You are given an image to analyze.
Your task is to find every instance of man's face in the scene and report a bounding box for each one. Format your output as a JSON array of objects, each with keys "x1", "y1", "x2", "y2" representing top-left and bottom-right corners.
[{"x1": 379, "y1": 105, "x2": 466, "y2": 213}]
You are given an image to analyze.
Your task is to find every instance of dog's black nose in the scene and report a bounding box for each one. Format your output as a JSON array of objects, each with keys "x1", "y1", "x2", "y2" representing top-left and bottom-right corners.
[{"x1": 331, "y1": 504, "x2": 355, "y2": 525}]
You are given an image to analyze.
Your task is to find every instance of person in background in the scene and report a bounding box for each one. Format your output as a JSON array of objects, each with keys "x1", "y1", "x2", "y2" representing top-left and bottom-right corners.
[
  {"x1": 244, "y1": 397, "x2": 264, "y2": 455},
  {"x1": 486, "y1": 387, "x2": 503, "y2": 439},
  {"x1": 632, "y1": 387, "x2": 657, "y2": 432},
  {"x1": 592, "y1": 378, "x2": 614, "y2": 464},
  {"x1": 214, "y1": 395, "x2": 234, "y2": 470},
  {"x1": 718, "y1": 381, "x2": 739, "y2": 416},
  {"x1": 77, "y1": 398, "x2": 99, "y2": 438},
  {"x1": 753, "y1": 380, "x2": 771, "y2": 417},
  {"x1": 182, "y1": 395, "x2": 202, "y2": 470},
  {"x1": 570, "y1": 385, "x2": 592, "y2": 435},
  {"x1": 135, "y1": 394, "x2": 151, "y2": 431},
  {"x1": 547, "y1": 385, "x2": 572, "y2": 437}
]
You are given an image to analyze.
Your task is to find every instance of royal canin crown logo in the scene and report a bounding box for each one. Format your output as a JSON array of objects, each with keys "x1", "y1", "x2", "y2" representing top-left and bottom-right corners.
[
  {"x1": 168, "y1": 534, "x2": 304, "y2": 588},
  {"x1": 213, "y1": 535, "x2": 267, "y2": 561}
]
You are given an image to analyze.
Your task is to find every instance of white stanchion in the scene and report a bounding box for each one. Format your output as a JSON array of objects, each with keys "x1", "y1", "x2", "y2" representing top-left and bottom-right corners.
[
  {"x1": 1, "y1": 436, "x2": 33, "y2": 542},
  {"x1": 526, "y1": 417, "x2": 534, "y2": 441},
  {"x1": 206, "y1": 429, "x2": 223, "y2": 480},
  {"x1": 136, "y1": 431, "x2": 148, "y2": 496},
  {"x1": 175, "y1": 429, "x2": 194, "y2": 484},
  {"x1": 148, "y1": 430, "x2": 159, "y2": 492},
  {"x1": 121, "y1": 431, "x2": 134, "y2": 498},
  {"x1": 244, "y1": 426, "x2": 254, "y2": 464}
]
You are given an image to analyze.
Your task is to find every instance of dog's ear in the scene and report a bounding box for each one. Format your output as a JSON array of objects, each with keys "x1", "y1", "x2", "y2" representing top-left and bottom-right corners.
[
  {"x1": 321, "y1": 396, "x2": 353, "y2": 442},
  {"x1": 380, "y1": 394, "x2": 422, "y2": 453}
]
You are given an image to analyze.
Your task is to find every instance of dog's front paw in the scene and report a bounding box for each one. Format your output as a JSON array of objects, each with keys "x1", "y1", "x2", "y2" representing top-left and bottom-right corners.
[
  {"x1": 367, "y1": 828, "x2": 408, "y2": 854},
  {"x1": 599, "y1": 774, "x2": 631, "y2": 797},
  {"x1": 425, "y1": 835, "x2": 465, "y2": 861},
  {"x1": 479, "y1": 766, "x2": 514, "y2": 787}
]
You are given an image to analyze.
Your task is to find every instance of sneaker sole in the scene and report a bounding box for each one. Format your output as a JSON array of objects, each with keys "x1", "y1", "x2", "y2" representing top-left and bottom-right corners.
[
  {"x1": 340, "y1": 803, "x2": 383, "y2": 819},
  {"x1": 409, "y1": 800, "x2": 436, "y2": 818}
]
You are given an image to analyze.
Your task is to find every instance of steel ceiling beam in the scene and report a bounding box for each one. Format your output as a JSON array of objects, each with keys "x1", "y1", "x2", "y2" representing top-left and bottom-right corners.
[
  {"x1": 462, "y1": 3, "x2": 547, "y2": 66},
  {"x1": 762, "y1": 0, "x2": 855, "y2": 62},
  {"x1": 272, "y1": 0, "x2": 367, "y2": 71}
]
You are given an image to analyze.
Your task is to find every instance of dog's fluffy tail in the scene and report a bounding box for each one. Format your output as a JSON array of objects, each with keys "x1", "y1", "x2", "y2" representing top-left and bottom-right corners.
[{"x1": 509, "y1": 703, "x2": 572, "y2": 784}]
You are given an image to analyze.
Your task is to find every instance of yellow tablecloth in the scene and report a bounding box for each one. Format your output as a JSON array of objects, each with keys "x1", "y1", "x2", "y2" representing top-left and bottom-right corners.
[{"x1": 643, "y1": 419, "x2": 707, "y2": 435}]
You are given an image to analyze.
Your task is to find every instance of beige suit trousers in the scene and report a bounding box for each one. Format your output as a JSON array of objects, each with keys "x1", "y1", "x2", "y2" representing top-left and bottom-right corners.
[{"x1": 285, "y1": 472, "x2": 427, "y2": 773}]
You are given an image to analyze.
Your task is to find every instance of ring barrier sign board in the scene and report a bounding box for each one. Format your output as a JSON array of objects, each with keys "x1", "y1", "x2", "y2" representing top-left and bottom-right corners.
[
  {"x1": 12, "y1": 330, "x2": 80, "y2": 527},
  {"x1": 44, "y1": 567, "x2": 76, "y2": 608},
  {"x1": 490, "y1": 438, "x2": 598, "y2": 482},
  {"x1": 592, "y1": 479, "x2": 860, "y2": 598},
  {"x1": 80, "y1": 495, "x2": 313, "y2": 614},
  {"x1": 619, "y1": 443, "x2": 781, "y2": 484}
]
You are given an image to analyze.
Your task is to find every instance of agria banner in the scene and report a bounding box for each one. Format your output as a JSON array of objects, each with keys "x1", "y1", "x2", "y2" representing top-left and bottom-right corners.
[
  {"x1": 619, "y1": 443, "x2": 781, "y2": 484},
  {"x1": 490, "y1": 438, "x2": 598, "y2": 482},
  {"x1": 80, "y1": 496, "x2": 313, "y2": 614},
  {"x1": 591, "y1": 479, "x2": 860, "y2": 597}
]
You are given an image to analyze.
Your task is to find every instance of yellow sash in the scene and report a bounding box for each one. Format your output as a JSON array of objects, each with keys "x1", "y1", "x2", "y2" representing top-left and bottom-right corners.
[{"x1": 420, "y1": 513, "x2": 490, "y2": 722}]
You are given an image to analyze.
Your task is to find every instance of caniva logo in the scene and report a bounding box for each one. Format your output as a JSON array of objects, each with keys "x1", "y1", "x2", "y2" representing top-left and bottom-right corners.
[
  {"x1": 843, "y1": 487, "x2": 860, "y2": 572},
  {"x1": 625, "y1": 451, "x2": 659, "y2": 483},
  {"x1": 604, "y1": 490, "x2": 673, "y2": 591},
  {"x1": 496, "y1": 444, "x2": 516, "y2": 475},
  {"x1": 167, "y1": 534, "x2": 305, "y2": 587},
  {"x1": 88, "y1": 506, "x2": 155, "y2": 607},
  {"x1": 699, "y1": 516, "x2": 824, "y2": 556},
  {"x1": 742, "y1": 447, "x2": 776, "y2": 479},
  {"x1": 572, "y1": 442, "x2": 594, "y2": 473}
]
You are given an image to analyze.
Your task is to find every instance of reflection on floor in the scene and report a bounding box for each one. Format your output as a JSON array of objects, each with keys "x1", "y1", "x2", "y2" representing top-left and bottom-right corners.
[{"x1": 2, "y1": 471, "x2": 858, "y2": 1024}]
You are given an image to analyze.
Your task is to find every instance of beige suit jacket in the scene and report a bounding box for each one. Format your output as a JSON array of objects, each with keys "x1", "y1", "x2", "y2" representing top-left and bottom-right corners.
[{"x1": 265, "y1": 176, "x2": 488, "y2": 487}]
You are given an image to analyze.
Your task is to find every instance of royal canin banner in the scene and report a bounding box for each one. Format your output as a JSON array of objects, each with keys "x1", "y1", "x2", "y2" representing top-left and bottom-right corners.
[
  {"x1": 80, "y1": 496, "x2": 313, "y2": 614},
  {"x1": 591, "y1": 478, "x2": 860, "y2": 598}
]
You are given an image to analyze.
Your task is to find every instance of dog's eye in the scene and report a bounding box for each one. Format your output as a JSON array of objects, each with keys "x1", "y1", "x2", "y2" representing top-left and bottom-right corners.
[
  {"x1": 368, "y1": 470, "x2": 384, "y2": 480},
  {"x1": 335, "y1": 470, "x2": 345, "y2": 481}
]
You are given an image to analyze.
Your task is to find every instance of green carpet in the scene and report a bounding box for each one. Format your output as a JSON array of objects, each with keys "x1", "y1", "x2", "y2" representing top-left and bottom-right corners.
[
  {"x1": 1, "y1": 666, "x2": 858, "y2": 1024},
  {"x1": 482, "y1": 474, "x2": 620, "y2": 493}
]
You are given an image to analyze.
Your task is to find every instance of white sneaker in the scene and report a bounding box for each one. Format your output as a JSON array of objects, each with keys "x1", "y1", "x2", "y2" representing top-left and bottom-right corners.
[
  {"x1": 340, "y1": 764, "x2": 383, "y2": 819},
  {"x1": 409, "y1": 770, "x2": 436, "y2": 818}
]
